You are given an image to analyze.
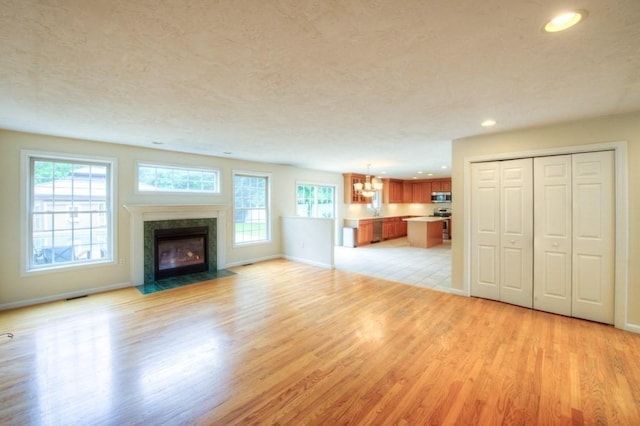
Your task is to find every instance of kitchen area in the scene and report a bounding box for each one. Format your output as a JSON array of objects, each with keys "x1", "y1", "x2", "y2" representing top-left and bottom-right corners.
[
  {"x1": 336, "y1": 173, "x2": 453, "y2": 291},
  {"x1": 342, "y1": 174, "x2": 452, "y2": 249}
]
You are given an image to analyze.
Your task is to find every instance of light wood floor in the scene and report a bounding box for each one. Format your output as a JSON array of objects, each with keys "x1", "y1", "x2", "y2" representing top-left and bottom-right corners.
[{"x1": 1, "y1": 259, "x2": 639, "y2": 424}]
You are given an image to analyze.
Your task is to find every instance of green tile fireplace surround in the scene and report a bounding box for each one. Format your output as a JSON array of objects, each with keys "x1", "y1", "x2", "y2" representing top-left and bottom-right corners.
[{"x1": 143, "y1": 218, "x2": 217, "y2": 284}]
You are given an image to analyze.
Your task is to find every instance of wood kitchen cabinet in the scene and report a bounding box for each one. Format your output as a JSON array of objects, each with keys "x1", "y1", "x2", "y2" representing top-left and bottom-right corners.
[
  {"x1": 403, "y1": 182, "x2": 413, "y2": 203},
  {"x1": 431, "y1": 179, "x2": 451, "y2": 192},
  {"x1": 357, "y1": 220, "x2": 373, "y2": 246},
  {"x1": 345, "y1": 172, "x2": 451, "y2": 205},
  {"x1": 382, "y1": 219, "x2": 393, "y2": 240},
  {"x1": 412, "y1": 181, "x2": 432, "y2": 203},
  {"x1": 343, "y1": 173, "x2": 371, "y2": 204},
  {"x1": 382, "y1": 179, "x2": 404, "y2": 204},
  {"x1": 381, "y1": 217, "x2": 408, "y2": 240}
]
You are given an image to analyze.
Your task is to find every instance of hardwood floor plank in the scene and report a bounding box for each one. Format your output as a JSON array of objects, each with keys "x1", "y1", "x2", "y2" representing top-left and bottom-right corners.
[{"x1": 1, "y1": 259, "x2": 639, "y2": 424}]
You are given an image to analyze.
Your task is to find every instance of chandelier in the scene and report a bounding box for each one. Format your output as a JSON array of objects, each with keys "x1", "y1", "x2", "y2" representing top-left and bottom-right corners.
[{"x1": 354, "y1": 164, "x2": 383, "y2": 198}]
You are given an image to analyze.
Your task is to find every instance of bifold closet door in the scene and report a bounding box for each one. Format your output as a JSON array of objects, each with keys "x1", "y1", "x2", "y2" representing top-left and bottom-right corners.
[
  {"x1": 499, "y1": 158, "x2": 533, "y2": 308},
  {"x1": 533, "y1": 155, "x2": 573, "y2": 316},
  {"x1": 533, "y1": 151, "x2": 614, "y2": 324},
  {"x1": 571, "y1": 151, "x2": 615, "y2": 324},
  {"x1": 471, "y1": 159, "x2": 533, "y2": 308},
  {"x1": 470, "y1": 162, "x2": 500, "y2": 300}
]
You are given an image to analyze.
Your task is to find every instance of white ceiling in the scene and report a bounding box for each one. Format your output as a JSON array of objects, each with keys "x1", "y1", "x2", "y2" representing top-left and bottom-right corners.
[{"x1": 1, "y1": 1, "x2": 639, "y2": 179}]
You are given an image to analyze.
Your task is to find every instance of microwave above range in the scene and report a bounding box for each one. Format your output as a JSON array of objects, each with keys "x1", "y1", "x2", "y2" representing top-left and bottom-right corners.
[{"x1": 431, "y1": 191, "x2": 451, "y2": 203}]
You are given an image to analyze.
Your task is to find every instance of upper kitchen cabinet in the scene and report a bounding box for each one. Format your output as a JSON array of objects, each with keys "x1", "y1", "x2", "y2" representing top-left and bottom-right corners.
[
  {"x1": 403, "y1": 181, "x2": 413, "y2": 203},
  {"x1": 431, "y1": 179, "x2": 452, "y2": 192},
  {"x1": 412, "y1": 181, "x2": 432, "y2": 203},
  {"x1": 382, "y1": 179, "x2": 404, "y2": 203},
  {"x1": 344, "y1": 174, "x2": 452, "y2": 204},
  {"x1": 343, "y1": 173, "x2": 372, "y2": 204}
]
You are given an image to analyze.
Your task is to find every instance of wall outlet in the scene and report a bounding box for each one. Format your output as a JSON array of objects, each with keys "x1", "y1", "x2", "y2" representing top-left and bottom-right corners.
[{"x1": 118, "y1": 258, "x2": 126, "y2": 265}]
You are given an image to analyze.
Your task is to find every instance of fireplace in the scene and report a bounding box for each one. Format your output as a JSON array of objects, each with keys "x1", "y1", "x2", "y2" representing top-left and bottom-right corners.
[
  {"x1": 141, "y1": 217, "x2": 217, "y2": 283},
  {"x1": 154, "y1": 226, "x2": 209, "y2": 280}
]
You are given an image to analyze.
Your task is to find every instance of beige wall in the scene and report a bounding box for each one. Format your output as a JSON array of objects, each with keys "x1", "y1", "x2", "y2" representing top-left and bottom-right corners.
[
  {"x1": 451, "y1": 111, "x2": 640, "y2": 328},
  {"x1": 0, "y1": 130, "x2": 342, "y2": 308}
]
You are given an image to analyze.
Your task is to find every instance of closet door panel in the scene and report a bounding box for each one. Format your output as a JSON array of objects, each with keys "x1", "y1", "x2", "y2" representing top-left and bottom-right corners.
[
  {"x1": 571, "y1": 151, "x2": 614, "y2": 324},
  {"x1": 533, "y1": 155, "x2": 572, "y2": 316},
  {"x1": 500, "y1": 159, "x2": 533, "y2": 308},
  {"x1": 471, "y1": 162, "x2": 500, "y2": 301}
]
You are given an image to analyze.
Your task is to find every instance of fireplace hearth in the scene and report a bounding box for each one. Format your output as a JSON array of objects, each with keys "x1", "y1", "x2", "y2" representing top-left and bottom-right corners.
[{"x1": 154, "y1": 226, "x2": 208, "y2": 280}]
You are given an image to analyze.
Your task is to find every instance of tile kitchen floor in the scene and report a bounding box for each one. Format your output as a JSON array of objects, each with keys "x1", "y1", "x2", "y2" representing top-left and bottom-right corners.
[{"x1": 334, "y1": 237, "x2": 452, "y2": 292}]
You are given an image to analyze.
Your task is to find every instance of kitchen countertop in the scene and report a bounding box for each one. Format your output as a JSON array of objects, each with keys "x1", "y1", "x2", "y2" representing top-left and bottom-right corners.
[
  {"x1": 403, "y1": 216, "x2": 451, "y2": 222},
  {"x1": 344, "y1": 215, "x2": 413, "y2": 221}
]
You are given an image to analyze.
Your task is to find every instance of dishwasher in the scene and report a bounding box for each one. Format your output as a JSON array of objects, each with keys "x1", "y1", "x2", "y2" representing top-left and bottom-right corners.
[{"x1": 372, "y1": 219, "x2": 383, "y2": 243}]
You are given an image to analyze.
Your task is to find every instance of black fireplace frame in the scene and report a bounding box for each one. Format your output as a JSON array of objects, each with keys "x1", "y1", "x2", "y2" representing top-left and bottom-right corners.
[{"x1": 154, "y1": 226, "x2": 209, "y2": 280}]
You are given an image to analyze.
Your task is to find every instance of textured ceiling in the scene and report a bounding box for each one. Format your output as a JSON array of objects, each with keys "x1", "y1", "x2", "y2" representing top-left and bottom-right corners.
[{"x1": 1, "y1": 0, "x2": 639, "y2": 179}]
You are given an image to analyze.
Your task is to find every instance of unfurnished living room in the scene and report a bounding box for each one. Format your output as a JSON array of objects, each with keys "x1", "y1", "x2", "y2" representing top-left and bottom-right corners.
[{"x1": 1, "y1": 1, "x2": 640, "y2": 424}]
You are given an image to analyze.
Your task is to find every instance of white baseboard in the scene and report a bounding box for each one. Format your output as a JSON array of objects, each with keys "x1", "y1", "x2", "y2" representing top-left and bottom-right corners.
[
  {"x1": 439, "y1": 287, "x2": 466, "y2": 296},
  {"x1": 283, "y1": 255, "x2": 334, "y2": 269},
  {"x1": 0, "y1": 281, "x2": 133, "y2": 311},
  {"x1": 624, "y1": 322, "x2": 640, "y2": 334},
  {"x1": 223, "y1": 254, "x2": 282, "y2": 269}
]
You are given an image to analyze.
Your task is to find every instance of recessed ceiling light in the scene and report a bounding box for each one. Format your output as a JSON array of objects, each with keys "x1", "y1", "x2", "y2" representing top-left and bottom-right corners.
[
  {"x1": 544, "y1": 10, "x2": 586, "y2": 33},
  {"x1": 417, "y1": 171, "x2": 423, "y2": 174},
  {"x1": 413, "y1": 176, "x2": 418, "y2": 180},
  {"x1": 441, "y1": 165, "x2": 448, "y2": 169},
  {"x1": 427, "y1": 173, "x2": 433, "y2": 176},
  {"x1": 381, "y1": 171, "x2": 387, "y2": 175},
  {"x1": 151, "y1": 141, "x2": 163, "y2": 145},
  {"x1": 223, "y1": 151, "x2": 232, "y2": 155},
  {"x1": 481, "y1": 119, "x2": 497, "y2": 127}
]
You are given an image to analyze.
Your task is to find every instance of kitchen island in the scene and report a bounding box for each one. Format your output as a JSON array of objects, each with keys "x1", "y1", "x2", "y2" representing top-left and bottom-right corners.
[{"x1": 403, "y1": 216, "x2": 447, "y2": 248}]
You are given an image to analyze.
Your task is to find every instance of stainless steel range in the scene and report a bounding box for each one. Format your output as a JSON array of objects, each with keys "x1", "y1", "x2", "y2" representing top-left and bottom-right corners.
[
  {"x1": 433, "y1": 207, "x2": 451, "y2": 217},
  {"x1": 433, "y1": 208, "x2": 451, "y2": 240}
]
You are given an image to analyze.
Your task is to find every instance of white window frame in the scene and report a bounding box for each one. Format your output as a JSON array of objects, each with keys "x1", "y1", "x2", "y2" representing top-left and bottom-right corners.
[
  {"x1": 232, "y1": 170, "x2": 271, "y2": 246},
  {"x1": 135, "y1": 161, "x2": 220, "y2": 194},
  {"x1": 295, "y1": 181, "x2": 337, "y2": 218},
  {"x1": 21, "y1": 150, "x2": 117, "y2": 275}
]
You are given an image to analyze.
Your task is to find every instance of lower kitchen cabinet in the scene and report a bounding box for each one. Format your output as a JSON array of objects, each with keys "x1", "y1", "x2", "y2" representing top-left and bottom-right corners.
[
  {"x1": 381, "y1": 217, "x2": 408, "y2": 240},
  {"x1": 357, "y1": 220, "x2": 373, "y2": 246},
  {"x1": 346, "y1": 216, "x2": 409, "y2": 246}
]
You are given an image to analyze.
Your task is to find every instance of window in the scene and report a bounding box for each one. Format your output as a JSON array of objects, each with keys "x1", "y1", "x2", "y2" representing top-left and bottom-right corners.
[
  {"x1": 27, "y1": 154, "x2": 114, "y2": 270},
  {"x1": 137, "y1": 163, "x2": 220, "y2": 193},
  {"x1": 233, "y1": 172, "x2": 270, "y2": 244},
  {"x1": 296, "y1": 183, "x2": 335, "y2": 218}
]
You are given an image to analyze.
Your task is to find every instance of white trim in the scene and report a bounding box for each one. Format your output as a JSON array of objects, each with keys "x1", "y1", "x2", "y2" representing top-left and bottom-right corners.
[
  {"x1": 0, "y1": 280, "x2": 132, "y2": 311},
  {"x1": 624, "y1": 323, "x2": 640, "y2": 335},
  {"x1": 20, "y1": 149, "x2": 118, "y2": 277},
  {"x1": 224, "y1": 254, "x2": 282, "y2": 268},
  {"x1": 123, "y1": 204, "x2": 230, "y2": 285},
  {"x1": 441, "y1": 287, "x2": 467, "y2": 296},
  {"x1": 282, "y1": 255, "x2": 333, "y2": 269},
  {"x1": 463, "y1": 140, "x2": 629, "y2": 330}
]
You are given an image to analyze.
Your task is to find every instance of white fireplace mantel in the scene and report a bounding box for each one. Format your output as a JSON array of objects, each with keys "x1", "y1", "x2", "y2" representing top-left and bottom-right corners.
[{"x1": 123, "y1": 204, "x2": 229, "y2": 285}]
